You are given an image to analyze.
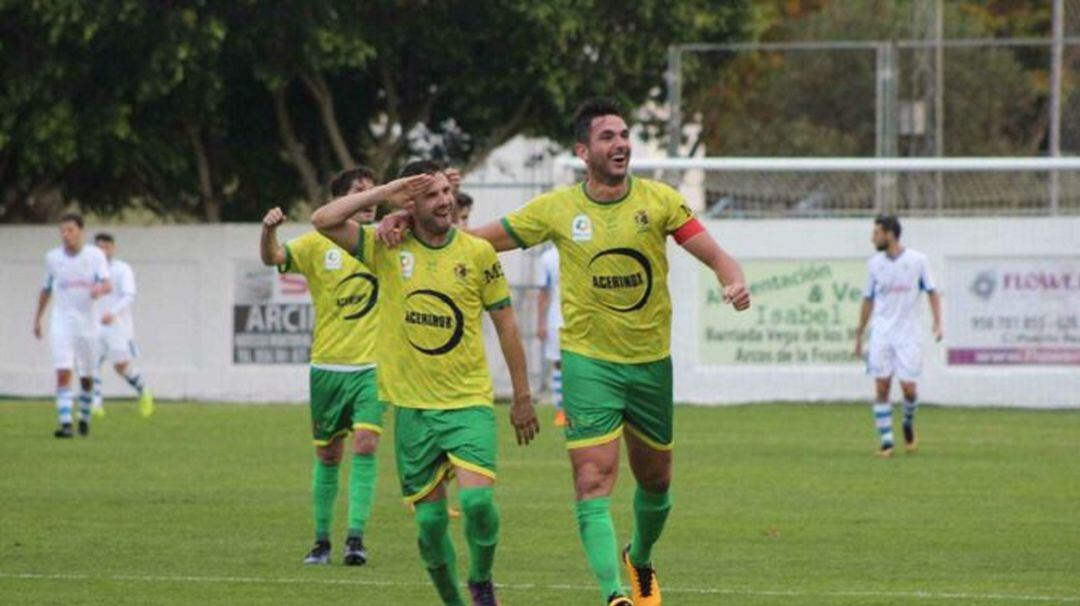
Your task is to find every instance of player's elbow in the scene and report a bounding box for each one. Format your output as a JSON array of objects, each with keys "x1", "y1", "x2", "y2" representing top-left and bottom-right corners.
[{"x1": 310, "y1": 208, "x2": 337, "y2": 232}]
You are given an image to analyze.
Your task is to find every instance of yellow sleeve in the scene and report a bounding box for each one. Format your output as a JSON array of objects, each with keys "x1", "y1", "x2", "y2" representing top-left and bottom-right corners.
[
  {"x1": 477, "y1": 242, "x2": 511, "y2": 310},
  {"x1": 662, "y1": 186, "x2": 696, "y2": 234},
  {"x1": 280, "y1": 234, "x2": 311, "y2": 274},
  {"x1": 501, "y1": 195, "x2": 553, "y2": 249},
  {"x1": 355, "y1": 225, "x2": 377, "y2": 264}
]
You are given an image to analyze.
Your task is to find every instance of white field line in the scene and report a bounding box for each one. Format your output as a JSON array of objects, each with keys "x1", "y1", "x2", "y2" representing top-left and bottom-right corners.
[{"x1": 1, "y1": 572, "x2": 1078, "y2": 602}]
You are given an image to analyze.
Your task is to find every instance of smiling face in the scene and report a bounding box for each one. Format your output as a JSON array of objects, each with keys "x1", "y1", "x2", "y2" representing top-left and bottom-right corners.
[
  {"x1": 411, "y1": 172, "x2": 456, "y2": 236},
  {"x1": 575, "y1": 114, "x2": 631, "y2": 186}
]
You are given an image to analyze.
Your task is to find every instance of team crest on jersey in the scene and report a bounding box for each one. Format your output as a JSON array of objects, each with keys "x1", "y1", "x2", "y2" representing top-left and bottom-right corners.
[
  {"x1": 399, "y1": 252, "x2": 415, "y2": 279},
  {"x1": 324, "y1": 249, "x2": 343, "y2": 270},
  {"x1": 634, "y1": 210, "x2": 649, "y2": 232},
  {"x1": 453, "y1": 262, "x2": 468, "y2": 280},
  {"x1": 571, "y1": 214, "x2": 593, "y2": 242}
]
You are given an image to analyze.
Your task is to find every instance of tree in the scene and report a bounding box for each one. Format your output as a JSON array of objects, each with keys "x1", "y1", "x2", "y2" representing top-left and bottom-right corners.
[{"x1": 1, "y1": 0, "x2": 752, "y2": 222}]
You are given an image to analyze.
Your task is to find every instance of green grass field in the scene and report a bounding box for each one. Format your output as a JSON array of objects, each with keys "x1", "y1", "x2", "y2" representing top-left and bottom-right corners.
[{"x1": 1, "y1": 400, "x2": 1077, "y2": 605}]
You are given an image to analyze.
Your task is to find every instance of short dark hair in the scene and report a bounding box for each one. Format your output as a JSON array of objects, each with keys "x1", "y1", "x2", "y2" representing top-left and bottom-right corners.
[
  {"x1": 94, "y1": 232, "x2": 115, "y2": 244},
  {"x1": 874, "y1": 215, "x2": 902, "y2": 238},
  {"x1": 572, "y1": 97, "x2": 625, "y2": 143},
  {"x1": 455, "y1": 191, "x2": 473, "y2": 208},
  {"x1": 397, "y1": 159, "x2": 444, "y2": 179},
  {"x1": 59, "y1": 212, "x2": 84, "y2": 229},
  {"x1": 328, "y1": 166, "x2": 379, "y2": 197}
]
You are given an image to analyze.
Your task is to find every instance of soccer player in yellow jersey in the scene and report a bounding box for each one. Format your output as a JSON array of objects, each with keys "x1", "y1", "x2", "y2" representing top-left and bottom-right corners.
[
  {"x1": 260, "y1": 167, "x2": 384, "y2": 567},
  {"x1": 313, "y1": 160, "x2": 539, "y2": 606},
  {"x1": 381, "y1": 99, "x2": 750, "y2": 606}
]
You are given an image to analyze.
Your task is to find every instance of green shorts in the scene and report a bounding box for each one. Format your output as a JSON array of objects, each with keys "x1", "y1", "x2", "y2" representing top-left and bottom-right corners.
[
  {"x1": 561, "y1": 350, "x2": 674, "y2": 451},
  {"x1": 309, "y1": 366, "x2": 386, "y2": 446},
  {"x1": 393, "y1": 405, "x2": 497, "y2": 504}
]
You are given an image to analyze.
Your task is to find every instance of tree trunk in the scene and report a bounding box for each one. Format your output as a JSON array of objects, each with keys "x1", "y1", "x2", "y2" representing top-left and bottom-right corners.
[
  {"x1": 184, "y1": 122, "x2": 220, "y2": 222},
  {"x1": 272, "y1": 86, "x2": 323, "y2": 204},
  {"x1": 462, "y1": 97, "x2": 534, "y2": 173},
  {"x1": 300, "y1": 72, "x2": 357, "y2": 170}
]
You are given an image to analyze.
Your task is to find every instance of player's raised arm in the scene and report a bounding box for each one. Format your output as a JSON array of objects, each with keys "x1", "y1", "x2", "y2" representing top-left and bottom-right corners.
[
  {"x1": 678, "y1": 227, "x2": 750, "y2": 311},
  {"x1": 313, "y1": 174, "x2": 432, "y2": 252},
  {"x1": 489, "y1": 304, "x2": 538, "y2": 446},
  {"x1": 260, "y1": 207, "x2": 288, "y2": 267}
]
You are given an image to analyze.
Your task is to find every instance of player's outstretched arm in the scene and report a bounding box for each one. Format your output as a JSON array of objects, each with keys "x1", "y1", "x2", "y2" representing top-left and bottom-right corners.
[
  {"x1": 260, "y1": 207, "x2": 288, "y2": 267},
  {"x1": 313, "y1": 174, "x2": 432, "y2": 252},
  {"x1": 489, "y1": 305, "x2": 539, "y2": 446},
  {"x1": 679, "y1": 229, "x2": 750, "y2": 311},
  {"x1": 470, "y1": 220, "x2": 519, "y2": 252}
]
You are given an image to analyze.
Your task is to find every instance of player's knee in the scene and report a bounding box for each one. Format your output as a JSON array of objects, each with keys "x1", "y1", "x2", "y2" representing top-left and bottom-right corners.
[
  {"x1": 315, "y1": 445, "x2": 343, "y2": 465},
  {"x1": 353, "y1": 431, "x2": 379, "y2": 455},
  {"x1": 574, "y1": 463, "x2": 616, "y2": 499},
  {"x1": 639, "y1": 472, "x2": 671, "y2": 495}
]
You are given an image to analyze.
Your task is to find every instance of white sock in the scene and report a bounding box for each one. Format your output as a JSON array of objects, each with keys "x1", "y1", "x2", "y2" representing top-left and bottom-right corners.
[
  {"x1": 56, "y1": 388, "x2": 74, "y2": 425},
  {"x1": 873, "y1": 402, "x2": 894, "y2": 447}
]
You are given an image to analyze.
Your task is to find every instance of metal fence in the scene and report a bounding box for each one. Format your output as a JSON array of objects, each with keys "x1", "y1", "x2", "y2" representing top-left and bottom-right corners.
[{"x1": 664, "y1": 1, "x2": 1080, "y2": 216}]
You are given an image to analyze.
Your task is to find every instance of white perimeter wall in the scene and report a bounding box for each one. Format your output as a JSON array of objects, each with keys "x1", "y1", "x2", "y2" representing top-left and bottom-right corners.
[{"x1": 1, "y1": 217, "x2": 1077, "y2": 407}]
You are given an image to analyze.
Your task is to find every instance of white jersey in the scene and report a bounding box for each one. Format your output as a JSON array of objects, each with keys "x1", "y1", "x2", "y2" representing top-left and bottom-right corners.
[
  {"x1": 43, "y1": 245, "x2": 111, "y2": 336},
  {"x1": 539, "y1": 246, "x2": 563, "y2": 330},
  {"x1": 98, "y1": 257, "x2": 137, "y2": 336},
  {"x1": 863, "y1": 248, "x2": 936, "y2": 344}
]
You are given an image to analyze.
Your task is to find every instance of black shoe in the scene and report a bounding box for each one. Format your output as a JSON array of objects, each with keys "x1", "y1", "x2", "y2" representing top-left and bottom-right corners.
[
  {"x1": 302, "y1": 540, "x2": 331, "y2": 565},
  {"x1": 903, "y1": 423, "x2": 918, "y2": 452},
  {"x1": 78, "y1": 420, "x2": 89, "y2": 436},
  {"x1": 343, "y1": 535, "x2": 367, "y2": 566},
  {"x1": 468, "y1": 580, "x2": 499, "y2": 606},
  {"x1": 53, "y1": 423, "x2": 74, "y2": 439}
]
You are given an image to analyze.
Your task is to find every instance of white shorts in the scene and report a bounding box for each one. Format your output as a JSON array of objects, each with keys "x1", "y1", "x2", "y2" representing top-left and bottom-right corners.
[
  {"x1": 543, "y1": 330, "x2": 561, "y2": 363},
  {"x1": 99, "y1": 324, "x2": 136, "y2": 364},
  {"x1": 51, "y1": 332, "x2": 99, "y2": 375},
  {"x1": 867, "y1": 339, "x2": 922, "y2": 382}
]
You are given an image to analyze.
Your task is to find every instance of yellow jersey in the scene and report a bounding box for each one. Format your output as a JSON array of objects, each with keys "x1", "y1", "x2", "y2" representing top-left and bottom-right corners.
[
  {"x1": 502, "y1": 177, "x2": 694, "y2": 364},
  {"x1": 280, "y1": 231, "x2": 378, "y2": 366},
  {"x1": 357, "y1": 226, "x2": 511, "y2": 409}
]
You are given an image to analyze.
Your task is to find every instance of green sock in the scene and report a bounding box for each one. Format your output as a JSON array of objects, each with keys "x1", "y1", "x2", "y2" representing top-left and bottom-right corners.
[
  {"x1": 347, "y1": 453, "x2": 377, "y2": 537},
  {"x1": 312, "y1": 460, "x2": 340, "y2": 541},
  {"x1": 415, "y1": 501, "x2": 464, "y2": 606},
  {"x1": 629, "y1": 487, "x2": 672, "y2": 567},
  {"x1": 575, "y1": 497, "x2": 623, "y2": 600},
  {"x1": 459, "y1": 486, "x2": 499, "y2": 583}
]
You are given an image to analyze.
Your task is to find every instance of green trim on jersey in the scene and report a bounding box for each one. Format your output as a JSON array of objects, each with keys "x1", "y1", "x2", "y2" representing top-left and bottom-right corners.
[
  {"x1": 500, "y1": 218, "x2": 528, "y2": 249},
  {"x1": 581, "y1": 176, "x2": 634, "y2": 206},
  {"x1": 484, "y1": 297, "x2": 511, "y2": 311},
  {"x1": 415, "y1": 227, "x2": 457, "y2": 250}
]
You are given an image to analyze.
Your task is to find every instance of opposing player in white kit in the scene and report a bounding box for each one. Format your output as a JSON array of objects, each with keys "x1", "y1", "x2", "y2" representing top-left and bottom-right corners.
[
  {"x1": 90, "y1": 233, "x2": 155, "y2": 419},
  {"x1": 536, "y1": 245, "x2": 566, "y2": 427},
  {"x1": 32, "y1": 214, "x2": 111, "y2": 438},
  {"x1": 854, "y1": 216, "x2": 942, "y2": 457}
]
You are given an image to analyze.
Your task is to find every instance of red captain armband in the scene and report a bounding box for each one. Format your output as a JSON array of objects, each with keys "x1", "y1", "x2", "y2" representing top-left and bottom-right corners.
[{"x1": 672, "y1": 218, "x2": 705, "y2": 244}]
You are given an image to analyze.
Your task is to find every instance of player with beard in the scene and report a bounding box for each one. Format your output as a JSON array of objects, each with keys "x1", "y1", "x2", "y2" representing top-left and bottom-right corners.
[{"x1": 313, "y1": 161, "x2": 538, "y2": 606}]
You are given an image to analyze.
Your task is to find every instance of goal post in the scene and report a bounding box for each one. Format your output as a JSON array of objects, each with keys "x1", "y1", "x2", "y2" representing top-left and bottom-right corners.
[{"x1": 553, "y1": 156, "x2": 1080, "y2": 217}]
